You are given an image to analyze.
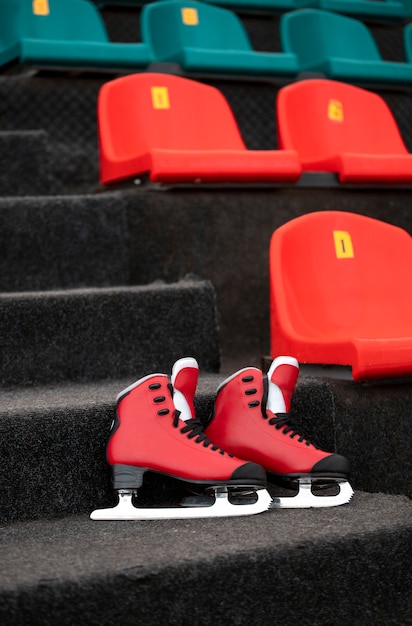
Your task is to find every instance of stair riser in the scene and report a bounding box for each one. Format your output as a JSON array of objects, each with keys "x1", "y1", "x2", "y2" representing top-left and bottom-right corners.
[
  {"x1": 0, "y1": 131, "x2": 53, "y2": 196},
  {"x1": 0, "y1": 194, "x2": 129, "y2": 291},
  {"x1": 0, "y1": 281, "x2": 220, "y2": 386}
]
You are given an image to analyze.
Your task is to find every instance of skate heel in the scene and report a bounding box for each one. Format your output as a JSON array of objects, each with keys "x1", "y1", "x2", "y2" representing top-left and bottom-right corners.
[{"x1": 112, "y1": 464, "x2": 146, "y2": 490}]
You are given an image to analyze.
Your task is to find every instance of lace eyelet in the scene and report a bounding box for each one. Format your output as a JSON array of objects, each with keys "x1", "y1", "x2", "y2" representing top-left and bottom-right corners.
[
  {"x1": 157, "y1": 409, "x2": 169, "y2": 416},
  {"x1": 153, "y1": 395, "x2": 166, "y2": 403},
  {"x1": 148, "y1": 383, "x2": 161, "y2": 390}
]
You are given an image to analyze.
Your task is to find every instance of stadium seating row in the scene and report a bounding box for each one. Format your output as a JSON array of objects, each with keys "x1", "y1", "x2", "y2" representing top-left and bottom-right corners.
[
  {"x1": 98, "y1": 73, "x2": 412, "y2": 186},
  {"x1": 3, "y1": 1, "x2": 412, "y2": 87},
  {"x1": 92, "y1": 0, "x2": 412, "y2": 22},
  {"x1": 93, "y1": 0, "x2": 315, "y2": 12}
]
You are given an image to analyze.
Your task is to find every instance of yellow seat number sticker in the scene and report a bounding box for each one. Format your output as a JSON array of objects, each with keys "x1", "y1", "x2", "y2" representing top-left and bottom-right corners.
[
  {"x1": 33, "y1": 0, "x2": 50, "y2": 16},
  {"x1": 151, "y1": 87, "x2": 170, "y2": 110},
  {"x1": 181, "y1": 8, "x2": 199, "y2": 25},
  {"x1": 328, "y1": 99, "x2": 344, "y2": 123},
  {"x1": 333, "y1": 230, "x2": 354, "y2": 258}
]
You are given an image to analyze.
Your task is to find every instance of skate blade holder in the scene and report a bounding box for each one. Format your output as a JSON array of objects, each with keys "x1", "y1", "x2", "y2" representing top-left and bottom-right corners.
[
  {"x1": 90, "y1": 487, "x2": 272, "y2": 520},
  {"x1": 270, "y1": 478, "x2": 354, "y2": 509}
]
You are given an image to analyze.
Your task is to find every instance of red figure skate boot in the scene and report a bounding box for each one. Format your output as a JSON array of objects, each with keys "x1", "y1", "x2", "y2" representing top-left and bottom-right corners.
[
  {"x1": 205, "y1": 356, "x2": 353, "y2": 508},
  {"x1": 91, "y1": 357, "x2": 271, "y2": 520}
]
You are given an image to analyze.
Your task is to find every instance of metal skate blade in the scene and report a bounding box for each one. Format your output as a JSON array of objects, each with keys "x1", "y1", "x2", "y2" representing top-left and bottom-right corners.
[
  {"x1": 91, "y1": 488, "x2": 272, "y2": 520},
  {"x1": 181, "y1": 488, "x2": 260, "y2": 507},
  {"x1": 270, "y1": 480, "x2": 354, "y2": 509}
]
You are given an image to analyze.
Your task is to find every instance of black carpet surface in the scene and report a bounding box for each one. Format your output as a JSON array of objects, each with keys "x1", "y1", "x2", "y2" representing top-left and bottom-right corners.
[
  {"x1": 0, "y1": 130, "x2": 54, "y2": 195},
  {"x1": 0, "y1": 193, "x2": 130, "y2": 291},
  {"x1": 0, "y1": 278, "x2": 220, "y2": 386},
  {"x1": 0, "y1": 492, "x2": 410, "y2": 625}
]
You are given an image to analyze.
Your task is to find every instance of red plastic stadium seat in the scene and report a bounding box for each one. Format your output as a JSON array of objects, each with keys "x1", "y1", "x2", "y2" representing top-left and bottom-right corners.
[
  {"x1": 276, "y1": 78, "x2": 412, "y2": 184},
  {"x1": 269, "y1": 211, "x2": 412, "y2": 380},
  {"x1": 98, "y1": 72, "x2": 302, "y2": 185}
]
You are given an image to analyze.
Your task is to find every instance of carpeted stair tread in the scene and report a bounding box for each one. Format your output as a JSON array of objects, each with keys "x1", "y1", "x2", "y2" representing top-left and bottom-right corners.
[
  {"x1": 0, "y1": 278, "x2": 220, "y2": 386},
  {"x1": 1, "y1": 492, "x2": 409, "y2": 586},
  {"x1": 0, "y1": 492, "x2": 410, "y2": 625},
  {"x1": 0, "y1": 192, "x2": 130, "y2": 291}
]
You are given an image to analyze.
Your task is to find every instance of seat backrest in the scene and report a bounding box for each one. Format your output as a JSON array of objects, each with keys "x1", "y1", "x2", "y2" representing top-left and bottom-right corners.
[
  {"x1": 200, "y1": 0, "x2": 317, "y2": 8},
  {"x1": 320, "y1": 0, "x2": 412, "y2": 20},
  {"x1": 141, "y1": 0, "x2": 253, "y2": 60},
  {"x1": 270, "y1": 211, "x2": 412, "y2": 337},
  {"x1": 280, "y1": 8, "x2": 381, "y2": 67},
  {"x1": 98, "y1": 72, "x2": 246, "y2": 161},
  {"x1": 0, "y1": 0, "x2": 21, "y2": 51},
  {"x1": 5, "y1": 0, "x2": 109, "y2": 43},
  {"x1": 400, "y1": 0, "x2": 412, "y2": 18},
  {"x1": 276, "y1": 79, "x2": 408, "y2": 165},
  {"x1": 403, "y1": 22, "x2": 412, "y2": 62}
]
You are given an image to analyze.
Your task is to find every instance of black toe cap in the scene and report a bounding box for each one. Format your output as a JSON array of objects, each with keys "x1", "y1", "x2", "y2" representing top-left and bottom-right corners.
[
  {"x1": 231, "y1": 462, "x2": 267, "y2": 487},
  {"x1": 312, "y1": 453, "x2": 351, "y2": 477}
]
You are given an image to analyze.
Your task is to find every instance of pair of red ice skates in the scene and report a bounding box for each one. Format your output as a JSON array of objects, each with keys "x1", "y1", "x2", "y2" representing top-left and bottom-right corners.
[{"x1": 91, "y1": 356, "x2": 353, "y2": 520}]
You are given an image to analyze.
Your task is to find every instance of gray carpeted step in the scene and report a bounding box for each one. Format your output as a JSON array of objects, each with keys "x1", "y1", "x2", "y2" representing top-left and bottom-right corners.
[
  {"x1": 0, "y1": 278, "x2": 220, "y2": 387},
  {"x1": 0, "y1": 193, "x2": 130, "y2": 291},
  {"x1": 0, "y1": 130, "x2": 55, "y2": 195},
  {"x1": 0, "y1": 492, "x2": 410, "y2": 625},
  {"x1": 1, "y1": 373, "x2": 409, "y2": 525}
]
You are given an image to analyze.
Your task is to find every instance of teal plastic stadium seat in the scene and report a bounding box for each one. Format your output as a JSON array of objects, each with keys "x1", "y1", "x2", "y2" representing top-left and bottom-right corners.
[
  {"x1": 92, "y1": 0, "x2": 316, "y2": 10},
  {"x1": 403, "y1": 22, "x2": 412, "y2": 64},
  {"x1": 0, "y1": 0, "x2": 150, "y2": 71},
  {"x1": 281, "y1": 9, "x2": 412, "y2": 86},
  {"x1": 91, "y1": 1, "x2": 153, "y2": 4},
  {"x1": 90, "y1": 1, "x2": 153, "y2": 5},
  {"x1": 317, "y1": 0, "x2": 412, "y2": 22},
  {"x1": 197, "y1": 0, "x2": 317, "y2": 12},
  {"x1": 141, "y1": 0, "x2": 299, "y2": 78}
]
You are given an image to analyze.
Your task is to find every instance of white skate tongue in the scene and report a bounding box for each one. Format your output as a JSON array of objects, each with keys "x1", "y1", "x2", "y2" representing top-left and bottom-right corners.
[
  {"x1": 171, "y1": 357, "x2": 199, "y2": 422},
  {"x1": 173, "y1": 387, "x2": 192, "y2": 421},
  {"x1": 266, "y1": 356, "x2": 299, "y2": 415},
  {"x1": 266, "y1": 376, "x2": 287, "y2": 414}
]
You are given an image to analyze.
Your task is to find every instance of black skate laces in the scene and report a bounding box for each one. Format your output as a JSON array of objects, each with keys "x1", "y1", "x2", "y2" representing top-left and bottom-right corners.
[
  {"x1": 174, "y1": 414, "x2": 233, "y2": 456},
  {"x1": 167, "y1": 383, "x2": 232, "y2": 456},
  {"x1": 266, "y1": 412, "x2": 312, "y2": 446},
  {"x1": 258, "y1": 376, "x2": 314, "y2": 447}
]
